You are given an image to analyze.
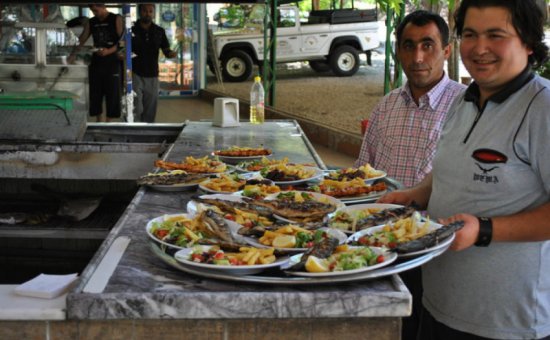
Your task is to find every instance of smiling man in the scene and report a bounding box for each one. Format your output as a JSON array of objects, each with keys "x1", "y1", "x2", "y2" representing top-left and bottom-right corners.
[
  {"x1": 378, "y1": 0, "x2": 550, "y2": 339},
  {"x1": 354, "y1": 10, "x2": 465, "y2": 340}
]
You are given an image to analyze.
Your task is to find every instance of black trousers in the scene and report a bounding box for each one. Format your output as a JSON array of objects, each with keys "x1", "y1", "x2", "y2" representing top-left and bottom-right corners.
[
  {"x1": 417, "y1": 306, "x2": 550, "y2": 340},
  {"x1": 401, "y1": 266, "x2": 422, "y2": 340}
]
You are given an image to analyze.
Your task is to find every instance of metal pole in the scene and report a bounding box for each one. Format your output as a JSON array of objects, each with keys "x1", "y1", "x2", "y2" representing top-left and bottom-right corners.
[{"x1": 123, "y1": 4, "x2": 134, "y2": 122}]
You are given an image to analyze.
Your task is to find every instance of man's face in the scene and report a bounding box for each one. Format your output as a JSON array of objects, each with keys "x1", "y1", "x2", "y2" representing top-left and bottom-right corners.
[
  {"x1": 140, "y1": 5, "x2": 155, "y2": 24},
  {"x1": 460, "y1": 6, "x2": 532, "y2": 98},
  {"x1": 89, "y1": 5, "x2": 105, "y2": 17},
  {"x1": 397, "y1": 22, "x2": 450, "y2": 97}
]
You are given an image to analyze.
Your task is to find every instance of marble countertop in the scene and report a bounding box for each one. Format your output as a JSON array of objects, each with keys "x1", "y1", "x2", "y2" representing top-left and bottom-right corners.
[{"x1": 65, "y1": 121, "x2": 411, "y2": 320}]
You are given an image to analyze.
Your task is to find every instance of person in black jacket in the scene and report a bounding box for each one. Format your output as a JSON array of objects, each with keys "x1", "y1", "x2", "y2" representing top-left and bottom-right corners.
[
  {"x1": 69, "y1": 4, "x2": 123, "y2": 122},
  {"x1": 132, "y1": 4, "x2": 176, "y2": 123}
]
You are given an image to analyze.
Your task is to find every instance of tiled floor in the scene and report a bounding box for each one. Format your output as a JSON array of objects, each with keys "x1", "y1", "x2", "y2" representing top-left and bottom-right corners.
[{"x1": 155, "y1": 97, "x2": 356, "y2": 168}]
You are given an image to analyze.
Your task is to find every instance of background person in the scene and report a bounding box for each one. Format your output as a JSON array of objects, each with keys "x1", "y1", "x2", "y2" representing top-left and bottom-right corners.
[
  {"x1": 131, "y1": 4, "x2": 177, "y2": 123},
  {"x1": 354, "y1": 10, "x2": 465, "y2": 340},
  {"x1": 379, "y1": 0, "x2": 550, "y2": 339},
  {"x1": 69, "y1": 4, "x2": 123, "y2": 122}
]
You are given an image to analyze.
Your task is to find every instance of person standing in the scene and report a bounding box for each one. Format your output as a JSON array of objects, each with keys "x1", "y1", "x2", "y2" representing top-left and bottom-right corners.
[
  {"x1": 131, "y1": 4, "x2": 177, "y2": 123},
  {"x1": 354, "y1": 11, "x2": 465, "y2": 188},
  {"x1": 379, "y1": 0, "x2": 550, "y2": 339},
  {"x1": 354, "y1": 10, "x2": 465, "y2": 340},
  {"x1": 70, "y1": 4, "x2": 123, "y2": 122}
]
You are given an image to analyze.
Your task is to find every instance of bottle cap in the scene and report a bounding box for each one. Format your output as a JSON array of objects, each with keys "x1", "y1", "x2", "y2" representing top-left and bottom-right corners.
[{"x1": 254, "y1": 76, "x2": 261, "y2": 82}]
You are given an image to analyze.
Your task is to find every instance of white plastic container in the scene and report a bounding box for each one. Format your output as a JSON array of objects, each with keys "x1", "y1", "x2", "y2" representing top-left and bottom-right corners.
[{"x1": 212, "y1": 97, "x2": 240, "y2": 127}]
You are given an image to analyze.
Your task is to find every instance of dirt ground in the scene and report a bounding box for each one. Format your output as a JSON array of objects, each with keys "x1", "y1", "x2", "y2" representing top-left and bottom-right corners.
[{"x1": 205, "y1": 52, "x2": 387, "y2": 136}]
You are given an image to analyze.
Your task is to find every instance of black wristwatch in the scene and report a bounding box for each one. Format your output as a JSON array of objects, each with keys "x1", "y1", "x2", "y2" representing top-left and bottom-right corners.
[{"x1": 475, "y1": 217, "x2": 493, "y2": 247}]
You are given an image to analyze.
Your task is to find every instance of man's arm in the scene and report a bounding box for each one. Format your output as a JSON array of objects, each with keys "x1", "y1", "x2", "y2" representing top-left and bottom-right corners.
[
  {"x1": 443, "y1": 202, "x2": 550, "y2": 251},
  {"x1": 160, "y1": 28, "x2": 177, "y2": 58},
  {"x1": 377, "y1": 172, "x2": 433, "y2": 209}
]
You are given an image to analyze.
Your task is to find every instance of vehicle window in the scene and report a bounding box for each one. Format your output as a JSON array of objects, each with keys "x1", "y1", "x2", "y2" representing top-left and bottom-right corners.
[
  {"x1": 278, "y1": 8, "x2": 296, "y2": 28},
  {"x1": 0, "y1": 27, "x2": 36, "y2": 64}
]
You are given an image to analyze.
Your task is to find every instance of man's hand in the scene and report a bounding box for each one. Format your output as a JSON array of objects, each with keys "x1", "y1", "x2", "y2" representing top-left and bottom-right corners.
[{"x1": 439, "y1": 213, "x2": 479, "y2": 251}]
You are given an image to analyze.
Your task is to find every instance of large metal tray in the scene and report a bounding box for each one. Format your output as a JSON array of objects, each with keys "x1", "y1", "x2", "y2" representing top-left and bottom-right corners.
[{"x1": 150, "y1": 242, "x2": 447, "y2": 285}]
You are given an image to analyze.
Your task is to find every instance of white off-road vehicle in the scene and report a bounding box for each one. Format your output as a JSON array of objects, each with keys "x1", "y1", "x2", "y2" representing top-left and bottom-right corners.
[{"x1": 211, "y1": 4, "x2": 380, "y2": 82}]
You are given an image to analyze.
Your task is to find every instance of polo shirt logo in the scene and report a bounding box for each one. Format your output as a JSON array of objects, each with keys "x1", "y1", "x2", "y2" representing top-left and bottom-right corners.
[{"x1": 471, "y1": 148, "x2": 507, "y2": 184}]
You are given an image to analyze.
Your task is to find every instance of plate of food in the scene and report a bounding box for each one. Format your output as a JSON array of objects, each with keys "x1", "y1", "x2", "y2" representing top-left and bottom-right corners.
[
  {"x1": 145, "y1": 213, "x2": 207, "y2": 249},
  {"x1": 259, "y1": 164, "x2": 324, "y2": 185},
  {"x1": 187, "y1": 194, "x2": 276, "y2": 228},
  {"x1": 313, "y1": 178, "x2": 388, "y2": 203},
  {"x1": 283, "y1": 244, "x2": 397, "y2": 277},
  {"x1": 198, "y1": 173, "x2": 259, "y2": 194},
  {"x1": 346, "y1": 217, "x2": 464, "y2": 258},
  {"x1": 154, "y1": 155, "x2": 228, "y2": 174},
  {"x1": 326, "y1": 203, "x2": 408, "y2": 234},
  {"x1": 236, "y1": 157, "x2": 289, "y2": 172},
  {"x1": 212, "y1": 146, "x2": 272, "y2": 165},
  {"x1": 174, "y1": 245, "x2": 288, "y2": 275},
  {"x1": 238, "y1": 224, "x2": 348, "y2": 253},
  {"x1": 137, "y1": 170, "x2": 214, "y2": 192},
  {"x1": 261, "y1": 190, "x2": 344, "y2": 223},
  {"x1": 325, "y1": 164, "x2": 387, "y2": 184},
  {"x1": 234, "y1": 180, "x2": 281, "y2": 199}
]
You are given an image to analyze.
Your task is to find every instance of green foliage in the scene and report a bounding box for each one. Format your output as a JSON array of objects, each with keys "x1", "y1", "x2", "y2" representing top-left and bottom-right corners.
[{"x1": 537, "y1": 59, "x2": 550, "y2": 79}]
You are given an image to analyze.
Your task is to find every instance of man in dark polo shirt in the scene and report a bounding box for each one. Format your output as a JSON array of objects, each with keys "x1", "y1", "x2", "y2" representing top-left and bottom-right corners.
[{"x1": 132, "y1": 3, "x2": 176, "y2": 123}]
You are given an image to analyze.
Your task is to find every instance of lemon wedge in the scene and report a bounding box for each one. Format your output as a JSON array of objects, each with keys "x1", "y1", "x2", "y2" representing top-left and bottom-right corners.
[
  {"x1": 305, "y1": 256, "x2": 330, "y2": 273},
  {"x1": 272, "y1": 235, "x2": 296, "y2": 248}
]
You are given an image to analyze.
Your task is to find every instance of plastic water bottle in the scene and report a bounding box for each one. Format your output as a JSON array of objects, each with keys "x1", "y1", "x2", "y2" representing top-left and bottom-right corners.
[{"x1": 249, "y1": 76, "x2": 265, "y2": 124}]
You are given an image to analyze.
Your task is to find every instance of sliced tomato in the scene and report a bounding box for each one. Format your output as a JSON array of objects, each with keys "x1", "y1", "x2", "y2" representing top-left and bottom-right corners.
[
  {"x1": 213, "y1": 251, "x2": 225, "y2": 260},
  {"x1": 376, "y1": 255, "x2": 385, "y2": 263},
  {"x1": 191, "y1": 253, "x2": 205, "y2": 262},
  {"x1": 155, "y1": 230, "x2": 169, "y2": 239},
  {"x1": 224, "y1": 214, "x2": 236, "y2": 221}
]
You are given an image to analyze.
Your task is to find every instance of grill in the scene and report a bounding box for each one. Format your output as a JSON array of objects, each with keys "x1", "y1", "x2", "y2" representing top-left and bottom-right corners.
[{"x1": 0, "y1": 115, "x2": 184, "y2": 283}]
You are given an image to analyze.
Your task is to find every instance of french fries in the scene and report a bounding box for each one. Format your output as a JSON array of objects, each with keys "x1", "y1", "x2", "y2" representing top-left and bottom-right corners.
[
  {"x1": 226, "y1": 247, "x2": 277, "y2": 265},
  {"x1": 381, "y1": 216, "x2": 431, "y2": 243},
  {"x1": 258, "y1": 224, "x2": 311, "y2": 247},
  {"x1": 155, "y1": 156, "x2": 227, "y2": 173},
  {"x1": 201, "y1": 174, "x2": 245, "y2": 192}
]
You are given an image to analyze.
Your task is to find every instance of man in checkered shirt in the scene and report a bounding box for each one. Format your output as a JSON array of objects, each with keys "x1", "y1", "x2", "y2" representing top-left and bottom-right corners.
[{"x1": 355, "y1": 10, "x2": 465, "y2": 189}]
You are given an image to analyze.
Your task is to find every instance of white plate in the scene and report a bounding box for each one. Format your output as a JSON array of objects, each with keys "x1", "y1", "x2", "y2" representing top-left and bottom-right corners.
[
  {"x1": 326, "y1": 203, "x2": 403, "y2": 234},
  {"x1": 263, "y1": 190, "x2": 344, "y2": 223},
  {"x1": 346, "y1": 219, "x2": 454, "y2": 258},
  {"x1": 284, "y1": 246, "x2": 397, "y2": 277},
  {"x1": 261, "y1": 166, "x2": 324, "y2": 185},
  {"x1": 198, "y1": 173, "x2": 258, "y2": 194},
  {"x1": 242, "y1": 226, "x2": 348, "y2": 253},
  {"x1": 212, "y1": 152, "x2": 272, "y2": 165},
  {"x1": 324, "y1": 170, "x2": 387, "y2": 184},
  {"x1": 174, "y1": 245, "x2": 288, "y2": 275},
  {"x1": 146, "y1": 213, "x2": 197, "y2": 250}
]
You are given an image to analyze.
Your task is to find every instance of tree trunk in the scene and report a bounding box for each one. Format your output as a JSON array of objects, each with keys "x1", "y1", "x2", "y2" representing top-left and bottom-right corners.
[{"x1": 447, "y1": 0, "x2": 460, "y2": 82}]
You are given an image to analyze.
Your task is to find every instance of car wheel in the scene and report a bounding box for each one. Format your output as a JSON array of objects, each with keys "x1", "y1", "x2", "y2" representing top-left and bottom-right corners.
[
  {"x1": 221, "y1": 50, "x2": 254, "y2": 82},
  {"x1": 329, "y1": 45, "x2": 360, "y2": 77},
  {"x1": 309, "y1": 60, "x2": 331, "y2": 73}
]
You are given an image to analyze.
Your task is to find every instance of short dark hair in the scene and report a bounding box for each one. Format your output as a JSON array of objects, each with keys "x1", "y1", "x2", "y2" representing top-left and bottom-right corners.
[
  {"x1": 454, "y1": 0, "x2": 548, "y2": 68},
  {"x1": 396, "y1": 10, "x2": 450, "y2": 47},
  {"x1": 137, "y1": 4, "x2": 155, "y2": 15}
]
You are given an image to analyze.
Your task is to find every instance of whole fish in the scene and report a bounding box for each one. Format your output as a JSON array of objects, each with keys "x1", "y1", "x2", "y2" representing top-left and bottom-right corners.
[
  {"x1": 250, "y1": 199, "x2": 336, "y2": 222},
  {"x1": 356, "y1": 205, "x2": 418, "y2": 231},
  {"x1": 191, "y1": 196, "x2": 274, "y2": 218},
  {"x1": 198, "y1": 209, "x2": 236, "y2": 244},
  {"x1": 394, "y1": 220, "x2": 465, "y2": 253},
  {"x1": 286, "y1": 237, "x2": 339, "y2": 271}
]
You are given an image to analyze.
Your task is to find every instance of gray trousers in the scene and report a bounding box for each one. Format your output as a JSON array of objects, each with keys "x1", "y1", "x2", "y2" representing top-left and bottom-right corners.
[{"x1": 133, "y1": 74, "x2": 159, "y2": 123}]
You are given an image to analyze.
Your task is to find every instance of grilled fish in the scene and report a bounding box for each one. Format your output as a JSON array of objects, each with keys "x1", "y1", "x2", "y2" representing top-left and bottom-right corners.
[
  {"x1": 286, "y1": 237, "x2": 339, "y2": 271},
  {"x1": 237, "y1": 221, "x2": 327, "y2": 237},
  {"x1": 198, "y1": 209, "x2": 236, "y2": 244},
  {"x1": 137, "y1": 172, "x2": 212, "y2": 186},
  {"x1": 356, "y1": 205, "x2": 418, "y2": 231},
  {"x1": 248, "y1": 199, "x2": 337, "y2": 222},
  {"x1": 394, "y1": 220, "x2": 465, "y2": 253},
  {"x1": 191, "y1": 196, "x2": 274, "y2": 217}
]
